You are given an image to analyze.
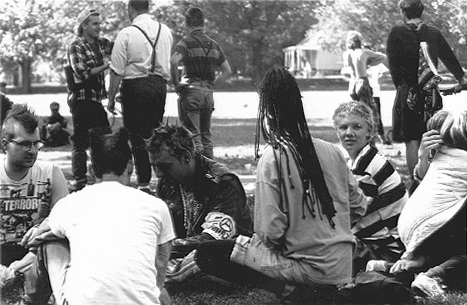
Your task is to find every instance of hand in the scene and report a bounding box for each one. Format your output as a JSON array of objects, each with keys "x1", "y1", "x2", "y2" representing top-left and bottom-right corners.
[
  {"x1": 389, "y1": 257, "x2": 425, "y2": 274},
  {"x1": 418, "y1": 130, "x2": 442, "y2": 161},
  {"x1": 103, "y1": 57, "x2": 111, "y2": 70},
  {"x1": 20, "y1": 225, "x2": 39, "y2": 248},
  {"x1": 107, "y1": 101, "x2": 116, "y2": 115}
]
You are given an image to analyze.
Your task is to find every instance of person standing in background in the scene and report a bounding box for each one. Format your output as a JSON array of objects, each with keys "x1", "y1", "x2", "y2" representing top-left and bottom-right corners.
[
  {"x1": 67, "y1": 9, "x2": 113, "y2": 192},
  {"x1": 386, "y1": 0, "x2": 465, "y2": 193},
  {"x1": 170, "y1": 7, "x2": 231, "y2": 159},
  {"x1": 108, "y1": 0, "x2": 173, "y2": 194},
  {"x1": 365, "y1": 46, "x2": 392, "y2": 144},
  {"x1": 342, "y1": 31, "x2": 387, "y2": 137}
]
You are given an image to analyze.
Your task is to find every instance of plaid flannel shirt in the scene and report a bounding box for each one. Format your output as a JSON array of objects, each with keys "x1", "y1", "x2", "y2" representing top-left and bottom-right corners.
[{"x1": 68, "y1": 35, "x2": 113, "y2": 103}]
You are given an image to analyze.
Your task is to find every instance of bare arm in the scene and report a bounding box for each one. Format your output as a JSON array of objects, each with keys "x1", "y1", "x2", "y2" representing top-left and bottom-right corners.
[
  {"x1": 415, "y1": 130, "x2": 443, "y2": 180},
  {"x1": 107, "y1": 69, "x2": 123, "y2": 113},
  {"x1": 170, "y1": 52, "x2": 183, "y2": 93},
  {"x1": 156, "y1": 241, "x2": 172, "y2": 288},
  {"x1": 213, "y1": 60, "x2": 232, "y2": 90}
]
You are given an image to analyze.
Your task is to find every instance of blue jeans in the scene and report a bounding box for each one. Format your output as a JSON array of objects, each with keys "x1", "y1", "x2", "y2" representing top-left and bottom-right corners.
[{"x1": 178, "y1": 86, "x2": 214, "y2": 159}]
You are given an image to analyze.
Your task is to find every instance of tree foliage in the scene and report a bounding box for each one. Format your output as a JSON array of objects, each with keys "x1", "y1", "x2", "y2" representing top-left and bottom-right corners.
[
  {"x1": 314, "y1": 0, "x2": 467, "y2": 62},
  {"x1": 0, "y1": 0, "x2": 465, "y2": 92},
  {"x1": 161, "y1": 0, "x2": 321, "y2": 83}
]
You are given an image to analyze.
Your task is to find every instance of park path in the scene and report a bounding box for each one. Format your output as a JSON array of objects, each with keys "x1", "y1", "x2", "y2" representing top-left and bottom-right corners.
[{"x1": 11, "y1": 90, "x2": 467, "y2": 129}]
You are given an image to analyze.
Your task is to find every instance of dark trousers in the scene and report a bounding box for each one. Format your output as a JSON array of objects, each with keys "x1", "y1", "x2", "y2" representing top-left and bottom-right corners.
[
  {"x1": 69, "y1": 100, "x2": 110, "y2": 181},
  {"x1": 374, "y1": 97, "x2": 384, "y2": 136},
  {"x1": 121, "y1": 75, "x2": 167, "y2": 185},
  {"x1": 1, "y1": 242, "x2": 28, "y2": 266}
]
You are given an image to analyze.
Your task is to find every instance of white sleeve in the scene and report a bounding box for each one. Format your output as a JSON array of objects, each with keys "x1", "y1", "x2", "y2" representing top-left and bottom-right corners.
[{"x1": 157, "y1": 202, "x2": 176, "y2": 246}]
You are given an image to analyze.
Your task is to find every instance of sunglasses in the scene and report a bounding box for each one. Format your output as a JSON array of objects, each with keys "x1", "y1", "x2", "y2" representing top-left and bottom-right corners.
[{"x1": 9, "y1": 139, "x2": 45, "y2": 151}]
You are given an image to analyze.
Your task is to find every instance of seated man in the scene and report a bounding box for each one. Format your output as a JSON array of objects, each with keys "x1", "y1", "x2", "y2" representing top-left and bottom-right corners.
[
  {"x1": 23, "y1": 127, "x2": 175, "y2": 305},
  {"x1": 40, "y1": 102, "x2": 70, "y2": 147},
  {"x1": 146, "y1": 124, "x2": 253, "y2": 282},
  {"x1": 0, "y1": 104, "x2": 69, "y2": 295}
]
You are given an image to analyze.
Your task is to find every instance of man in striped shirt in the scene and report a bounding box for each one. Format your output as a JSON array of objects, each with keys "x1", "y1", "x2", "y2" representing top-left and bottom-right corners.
[
  {"x1": 170, "y1": 7, "x2": 231, "y2": 159},
  {"x1": 333, "y1": 101, "x2": 408, "y2": 275}
]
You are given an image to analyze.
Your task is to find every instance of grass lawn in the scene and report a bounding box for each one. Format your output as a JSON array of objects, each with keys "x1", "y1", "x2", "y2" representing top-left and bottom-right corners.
[{"x1": 2, "y1": 117, "x2": 465, "y2": 305}]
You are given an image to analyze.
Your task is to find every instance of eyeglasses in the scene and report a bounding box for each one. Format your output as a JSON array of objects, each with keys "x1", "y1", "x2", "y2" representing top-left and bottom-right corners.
[{"x1": 9, "y1": 139, "x2": 45, "y2": 151}]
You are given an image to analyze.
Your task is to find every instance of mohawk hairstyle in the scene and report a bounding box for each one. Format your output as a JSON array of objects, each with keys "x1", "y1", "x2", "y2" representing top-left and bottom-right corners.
[
  {"x1": 255, "y1": 67, "x2": 336, "y2": 228},
  {"x1": 1, "y1": 103, "x2": 39, "y2": 140},
  {"x1": 90, "y1": 127, "x2": 132, "y2": 178},
  {"x1": 146, "y1": 124, "x2": 196, "y2": 161}
]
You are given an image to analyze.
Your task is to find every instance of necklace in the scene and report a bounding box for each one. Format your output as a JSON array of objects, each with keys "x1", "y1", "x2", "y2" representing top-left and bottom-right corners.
[{"x1": 179, "y1": 185, "x2": 201, "y2": 231}]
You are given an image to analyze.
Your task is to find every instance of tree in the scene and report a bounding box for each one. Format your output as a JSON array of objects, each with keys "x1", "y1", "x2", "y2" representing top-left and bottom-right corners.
[
  {"x1": 0, "y1": 0, "x2": 126, "y2": 92},
  {"x1": 162, "y1": 0, "x2": 323, "y2": 83},
  {"x1": 314, "y1": 0, "x2": 466, "y2": 63}
]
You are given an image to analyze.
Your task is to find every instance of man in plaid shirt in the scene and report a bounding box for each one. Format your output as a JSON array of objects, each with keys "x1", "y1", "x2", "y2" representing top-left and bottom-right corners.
[{"x1": 67, "y1": 9, "x2": 113, "y2": 191}]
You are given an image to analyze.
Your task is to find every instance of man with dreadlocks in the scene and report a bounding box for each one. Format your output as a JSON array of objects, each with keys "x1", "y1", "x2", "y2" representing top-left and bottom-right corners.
[{"x1": 195, "y1": 67, "x2": 367, "y2": 303}]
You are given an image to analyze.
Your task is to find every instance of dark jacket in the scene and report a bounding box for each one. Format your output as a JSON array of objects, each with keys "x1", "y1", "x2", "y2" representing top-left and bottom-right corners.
[
  {"x1": 387, "y1": 23, "x2": 465, "y2": 88},
  {"x1": 157, "y1": 154, "x2": 253, "y2": 258}
]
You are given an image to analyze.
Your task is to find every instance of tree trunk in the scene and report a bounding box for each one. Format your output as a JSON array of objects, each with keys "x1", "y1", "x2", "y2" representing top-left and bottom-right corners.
[{"x1": 19, "y1": 59, "x2": 33, "y2": 93}]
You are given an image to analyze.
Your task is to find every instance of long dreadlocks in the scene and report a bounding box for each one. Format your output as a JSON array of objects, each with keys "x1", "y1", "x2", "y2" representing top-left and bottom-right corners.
[{"x1": 254, "y1": 67, "x2": 337, "y2": 228}]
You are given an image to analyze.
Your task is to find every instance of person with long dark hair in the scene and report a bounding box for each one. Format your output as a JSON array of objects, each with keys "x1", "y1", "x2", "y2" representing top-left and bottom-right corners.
[{"x1": 195, "y1": 68, "x2": 367, "y2": 303}]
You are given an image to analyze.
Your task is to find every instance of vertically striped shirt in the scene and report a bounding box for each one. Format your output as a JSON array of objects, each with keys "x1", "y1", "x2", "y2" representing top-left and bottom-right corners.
[
  {"x1": 174, "y1": 29, "x2": 226, "y2": 85},
  {"x1": 349, "y1": 144, "x2": 408, "y2": 254}
]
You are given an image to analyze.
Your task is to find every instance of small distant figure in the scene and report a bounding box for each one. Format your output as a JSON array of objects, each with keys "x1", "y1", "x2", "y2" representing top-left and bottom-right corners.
[{"x1": 41, "y1": 102, "x2": 70, "y2": 147}]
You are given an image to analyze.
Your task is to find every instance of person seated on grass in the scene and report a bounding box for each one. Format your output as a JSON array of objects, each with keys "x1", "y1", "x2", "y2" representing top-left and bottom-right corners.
[
  {"x1": 40, "y1": 102, "x2": 70, "y2": 147},
  {"x1": 0, "y1": 104, "x2": 69, "y2": 302},
  {"x1": 332, "y1": 101, "x2": 408, "y2": 275},
  {"x1": 147, "y1": 124, "x2": 253, "y2": 283},
  {"x1": 389, "y1": 110, "x2": 467, "y2": 298},
  {"x1": 194, "y1": 68, "x2": 368, "y2": 304},
  {"x1": 22, "y1": 127, "x2": 175, "y2": 305}
]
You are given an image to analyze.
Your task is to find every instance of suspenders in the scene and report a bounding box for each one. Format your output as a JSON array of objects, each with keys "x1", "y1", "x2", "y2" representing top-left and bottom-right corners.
[{"x1": 132, "y1": 23, "x2": 162, "y2": 74}]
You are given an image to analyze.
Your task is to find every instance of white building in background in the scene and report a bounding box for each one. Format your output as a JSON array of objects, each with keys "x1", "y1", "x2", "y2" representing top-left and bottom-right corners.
[{"x1": 283, "y1": 31, "x2": 342, "y2": 78}]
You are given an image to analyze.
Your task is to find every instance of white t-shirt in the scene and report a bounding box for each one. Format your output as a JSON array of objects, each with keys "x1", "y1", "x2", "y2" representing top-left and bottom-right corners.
[
  {"x1": 48, "y1": 181, "x2": 175, "y2": 305},
  {"x1": 0, "y1": 157, "x2": 68, "y2": 245}
]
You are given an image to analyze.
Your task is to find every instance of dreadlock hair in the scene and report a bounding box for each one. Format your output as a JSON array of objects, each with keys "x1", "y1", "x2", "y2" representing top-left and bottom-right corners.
[
  {"x1": 89, "y1": 127, "x2": 132, "y2": 178},
  {"x1": 254, "y1": 67, "x2": 336, "y2": 228},
  {"x1": 147, "y1": 124, "x2": 197, "y2": 161}
]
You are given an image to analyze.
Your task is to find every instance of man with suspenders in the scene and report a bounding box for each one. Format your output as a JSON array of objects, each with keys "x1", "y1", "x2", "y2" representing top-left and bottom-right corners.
[
  {"x1": 170, "y1": 7, "x2": 232, "y2": 160},
  {"x1": 108, "y1": 0, "x2": 172, "y2": 194}
]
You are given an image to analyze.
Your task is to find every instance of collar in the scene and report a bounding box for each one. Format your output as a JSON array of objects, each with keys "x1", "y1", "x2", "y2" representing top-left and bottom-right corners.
[
  {"x1": 132, "y1": 13, "x2": 152, "y2": 24},
  {"x1": 189, "y1": 28, "x2": 204, "y2": 36}
]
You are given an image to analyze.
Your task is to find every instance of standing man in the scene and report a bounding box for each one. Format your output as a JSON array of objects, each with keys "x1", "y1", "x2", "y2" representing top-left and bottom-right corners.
[
  {"x1": 23, "y1": 127, "x2": 175, "y2": 305},
  {"x1": 67, "y1": 9, "x2": 113, "y2": 191},
  {"x1": 170, "y1": 7, "x2": 232, "y2": 159},
  {"x1": 107, "y1": 0, "x2": 173, "y2": 194},
  {"x1": 0, "y1": 104, "x2": 68, "y2": 304}
]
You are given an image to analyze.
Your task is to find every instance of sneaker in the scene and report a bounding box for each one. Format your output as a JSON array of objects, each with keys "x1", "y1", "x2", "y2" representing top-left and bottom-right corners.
[
  {"x1": 411, "y1": 273, "x2": 445, "y2": 298},
  {"x1": 0, "y1": 265, "x2": 19, "y2": 289}
]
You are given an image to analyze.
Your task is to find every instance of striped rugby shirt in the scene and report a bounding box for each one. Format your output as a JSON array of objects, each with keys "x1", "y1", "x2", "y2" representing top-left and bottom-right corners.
[
  {"x1": 349, "y1": 144, "x2": 408, "y2": 254},
  {"x1": 174, "y1": 29, "x2": 226, "y2": 85}
]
